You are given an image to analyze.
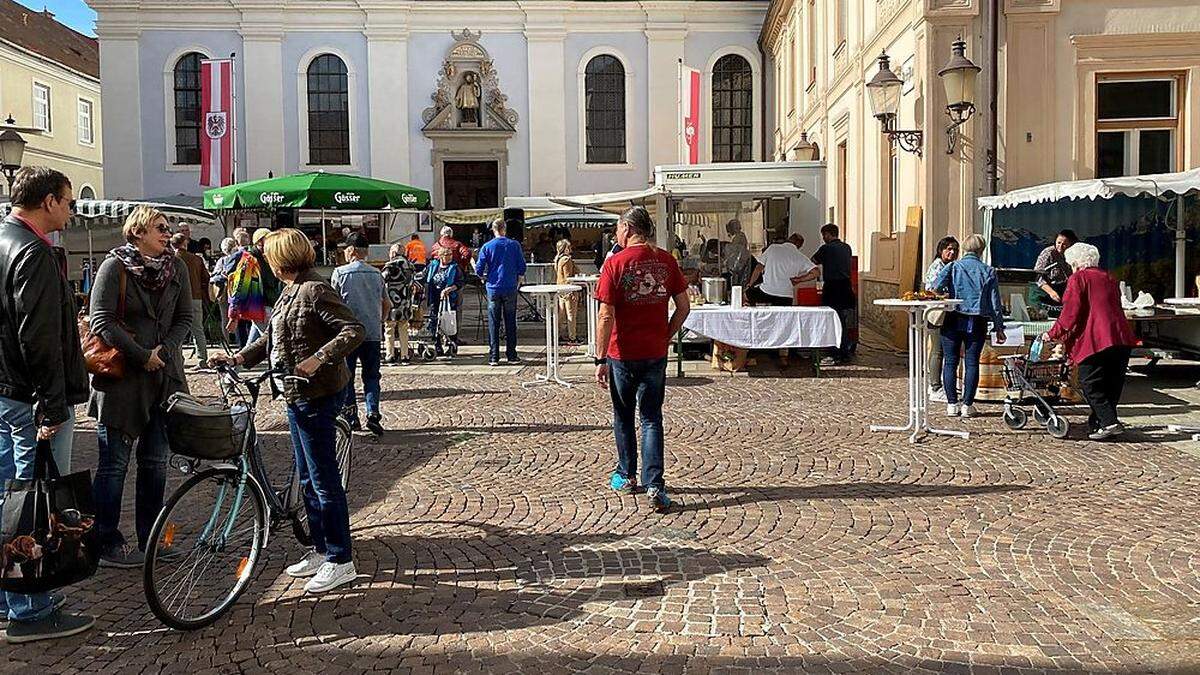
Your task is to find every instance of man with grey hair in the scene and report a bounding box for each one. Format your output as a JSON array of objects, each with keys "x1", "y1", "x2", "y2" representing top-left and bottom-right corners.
[
  {"x1": 475, "y1": 217, "x2": 526, "y2": 365},
  {"x1": 331, "y1": 233, "x2": 390, "y2": 436}
]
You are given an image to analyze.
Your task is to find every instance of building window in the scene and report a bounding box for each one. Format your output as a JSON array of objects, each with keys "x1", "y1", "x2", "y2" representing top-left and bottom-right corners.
[
  {"x1": 1095, "y1": 76, "x2": 1180, "y2": 178},
  {"x1": 807, "y1": 0, "x2": 817, "y2": 84},
  {"x1": 173, "y1": 52, "x2": 204, "y2": 165},
  {"x1": 712, "y1": 54, "x2": 753, "y2": 163},
  {"x1": 32, "y1": 83, "x2": 51, "y2": 132},
  {"x1": 77, "y1": 99, "x2": 94, "y2": 145},
  {"x1": 835, "y1": 0, "x2": 847, "y2": 50},
  {"x1": 79, "y1": 185, "x2": 95, "y2": 200},
  {"x1": 584, "y1": 55, "x2": 626, "y2": 164},
  {"x1": 787, "y1": 34, "x2": 796, "y2": 114},
  {"x1": 307, "y1": 54, "x2": 351, "y2": 166}
]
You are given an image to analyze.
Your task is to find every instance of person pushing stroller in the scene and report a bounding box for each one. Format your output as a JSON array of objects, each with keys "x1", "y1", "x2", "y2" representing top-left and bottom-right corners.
[{"x1": 424, "y1": 247, "x2": 461, "y2": 358}]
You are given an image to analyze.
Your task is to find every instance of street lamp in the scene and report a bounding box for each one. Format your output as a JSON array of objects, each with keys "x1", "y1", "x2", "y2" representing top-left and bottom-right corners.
[
  {"x1": 0, "y1": 116, "x2": 28, "y2": 193},
  {"x1": 938, "y1": 37, "x2": 981, "y2": 154},
  {"x1": 866, "y1": 52, "x2": 923, "y2": 156},
  {"x1": 793, "y1": 132, "x2": 817, "y2": 161}
]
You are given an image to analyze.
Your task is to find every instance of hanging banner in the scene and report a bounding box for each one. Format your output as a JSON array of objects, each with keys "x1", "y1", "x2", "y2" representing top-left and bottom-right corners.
[
  {"x1": 200, "y1": 58, "x2": 234, "y2": 187},
  {"x1": 680, "y1": 64, "x2": 701, "y2": 164}
]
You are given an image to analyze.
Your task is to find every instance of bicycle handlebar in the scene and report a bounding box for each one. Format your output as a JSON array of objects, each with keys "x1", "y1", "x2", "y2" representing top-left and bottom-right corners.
[{"x1": 214, "y1": 363, "x2": 311, "y2": 387}]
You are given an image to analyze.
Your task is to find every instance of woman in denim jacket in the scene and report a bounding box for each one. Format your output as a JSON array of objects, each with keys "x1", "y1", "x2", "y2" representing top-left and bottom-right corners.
[{"x1": 933, "y1": 234, "x2": 1006, "y2": 418}]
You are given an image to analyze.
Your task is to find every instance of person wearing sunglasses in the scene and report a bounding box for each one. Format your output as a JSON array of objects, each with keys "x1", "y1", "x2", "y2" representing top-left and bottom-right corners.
[{"x1": 88, "y1": 206, "x2": 194, "y2": 569}]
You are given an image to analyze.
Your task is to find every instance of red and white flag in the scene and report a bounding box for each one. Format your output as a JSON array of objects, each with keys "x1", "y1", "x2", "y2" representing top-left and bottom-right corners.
[
  {"x1": 680, "y1": 64, "x2": 701, "y2": 164},
  {"x1": 200, "y1": 58, "x2": 234, "y2": 187}
]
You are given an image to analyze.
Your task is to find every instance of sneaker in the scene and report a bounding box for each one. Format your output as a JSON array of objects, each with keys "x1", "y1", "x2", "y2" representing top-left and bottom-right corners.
[
  {"x1": 285, "y1": 550, "x2": 326, "y2": 578},
  {"x1": 506, "y1": 357, "x2": 523, "y2": 365},
  {"x1": 4, "y1": 610, "x2": 94, "y2": 644},
  {"x1": 609, "y1": 472, "x2": 637, "y2": 494},
  {"x1": 303, "y1": 561, "x2": 357, "y2": 594},
  {"x1": 400, "y1": 358, "x2": 411, "y2": 366},
  {"x1": 488, "y1": 360, "x2": 500, "y2": 367},
  {"x1": 1088, "y1": 423, "x2": 1125, "y2": 441},
  {"x1": 945, "y1": 404, "x2": 961, "y2": 417},
  {"x1": 647, "y1": 488, "x2": 672, "y2": 513},
  {"x1": 98, "y1": 544, "x2": 144, "y2": 569},
  {"x1": 960, "y1": 404, "x2": 978, "y2": 419},
  {"x1": 928, "y1": 388, "x2": 948, "y2": 403},
  {"x1": 365, "y1": 415, "x2": 384, "y2": 437}
]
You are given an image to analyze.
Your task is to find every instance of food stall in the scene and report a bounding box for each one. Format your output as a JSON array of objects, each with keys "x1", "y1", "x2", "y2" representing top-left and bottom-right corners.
[{"x1": 978, "y1": 168, "x2": 1200, "y2": 360}]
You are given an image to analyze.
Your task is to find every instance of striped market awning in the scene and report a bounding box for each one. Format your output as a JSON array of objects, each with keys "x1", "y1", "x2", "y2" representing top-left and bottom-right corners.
[{"x1": 0, "y1": 199, "x2": 216, "y2": 225}]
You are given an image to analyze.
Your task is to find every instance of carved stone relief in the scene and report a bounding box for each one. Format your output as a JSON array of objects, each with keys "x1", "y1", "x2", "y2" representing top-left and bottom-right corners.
[{"x1": 421, "y1": 28, "x2": 519, "y2": 133}]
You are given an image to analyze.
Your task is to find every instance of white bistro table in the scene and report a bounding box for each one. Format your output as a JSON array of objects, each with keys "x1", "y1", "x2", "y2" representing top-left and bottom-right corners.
[
  {"x1": 520, "y1": 283, "x2": 582, "y2": 388},
  {"x1": 682, "y1": 305, "x2": 843, "y2": 375},
  {"x1": 870, "y1": 299, "x2": 966, "y2": 443},
  {"x1": 1163, "y1": 297, "x2": 1200, "y2": 440},
  {"x1": 568, "y1": 274, "x2": 601, "y2": 357}
]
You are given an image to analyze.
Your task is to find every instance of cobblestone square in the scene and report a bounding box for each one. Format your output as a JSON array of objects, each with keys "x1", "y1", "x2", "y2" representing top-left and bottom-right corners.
[{"x1": 4, "y1": 345, "x2": 1199, "y2": 674}]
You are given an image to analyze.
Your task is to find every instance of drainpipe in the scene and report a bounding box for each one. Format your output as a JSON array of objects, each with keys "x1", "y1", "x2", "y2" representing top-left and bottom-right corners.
[
  {"x1": 983, "y1": 0, "x2": 999, "y2": 195},
  {"x1": 759, "y1": 41, "x2": 769, "y2": 162}
]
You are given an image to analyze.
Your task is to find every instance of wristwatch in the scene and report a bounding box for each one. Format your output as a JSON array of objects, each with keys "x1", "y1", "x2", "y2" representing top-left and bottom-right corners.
[{"x1": 594, "y1": 357, "x2": 607, "y2": 365}]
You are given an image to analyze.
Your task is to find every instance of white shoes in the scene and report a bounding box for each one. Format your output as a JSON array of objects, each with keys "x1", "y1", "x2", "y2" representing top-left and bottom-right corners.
[
  {"x1": 304, "y1": 561, "x2": 357, "y2": 594},
  {"x1": 960, "y1": 404, "x2": 978, "y2": 418},
  {"x1": 945, "y1": 404, "x2": 960, "y2": 417},
  {"x1": 928, "y1": 388, "x2": 948, "y2": 403},
  {"x1": 285, "y1": 550, "x2": 325, "y2": 578}
]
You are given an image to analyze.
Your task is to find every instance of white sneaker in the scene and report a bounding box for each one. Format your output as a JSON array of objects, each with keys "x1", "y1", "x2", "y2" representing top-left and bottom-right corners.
[
  {"x1": 945, "y1": 404, "x2": 960, "y2": 417},
  {"x1": 960, "y1": 404, "x2": 978, "y2": 419},
  {"x1": 928, "y1": 388, "x2": 948, "y2": 403},
  {"x1": 285, "y1": 550, "x2": 325, "y2": 578},
  {"x1": 303, "y1": 561, "x2": 357, "y2": 594}
]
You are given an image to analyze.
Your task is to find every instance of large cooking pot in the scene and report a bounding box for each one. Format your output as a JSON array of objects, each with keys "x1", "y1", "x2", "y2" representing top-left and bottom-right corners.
[{"x1": 701, "y1": 277, "x2": 728, "y2": 305}]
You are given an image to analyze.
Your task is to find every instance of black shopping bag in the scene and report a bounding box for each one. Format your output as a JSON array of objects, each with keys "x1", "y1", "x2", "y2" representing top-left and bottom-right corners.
[{"x1": 0, "y1": 440, "x2": 99, "y2": 594}]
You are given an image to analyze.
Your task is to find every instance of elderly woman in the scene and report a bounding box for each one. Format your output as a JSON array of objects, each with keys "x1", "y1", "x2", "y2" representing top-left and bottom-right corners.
[
  {"x1": 382, "y1": 243, "x2": 418, "y2": 365},
  {"x1": 924, "y1": 236, "x2": 959, "y2": 403},
  {"x1": 90, "y1": 206, "x2": 193, "y2": 568},
  {"x1": 211, "y1": 228, "x2": 364, "y2": 593},
  {"x1": 554, "y1": 239, "x2": 580, "y2": 343},
  {"x1": 1044, "y1": 243, "x2": 1135, "y2": 440},
  {"x1": 933, "y1": 234, "x2": 1006, "y2": 419}
]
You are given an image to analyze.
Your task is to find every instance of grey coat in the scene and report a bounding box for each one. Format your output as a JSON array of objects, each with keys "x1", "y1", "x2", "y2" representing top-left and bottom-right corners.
[{"x1": 88, "y1": 255, "x2": 193, "y2": 438}]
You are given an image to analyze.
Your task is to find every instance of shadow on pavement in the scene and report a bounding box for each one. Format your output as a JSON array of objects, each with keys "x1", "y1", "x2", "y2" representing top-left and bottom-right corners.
[
  {"x1": 670, "y1": 482, "x2": 1032, "y2": 513},
  {"x1": 379, "y1": 387, "x2": 505, "y2": 401}
]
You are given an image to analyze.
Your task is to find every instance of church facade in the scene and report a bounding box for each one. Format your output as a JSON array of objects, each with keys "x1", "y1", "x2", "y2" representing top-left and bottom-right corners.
[{"x1": 90, "y1": 0, "x2": 770, "y2": 208}]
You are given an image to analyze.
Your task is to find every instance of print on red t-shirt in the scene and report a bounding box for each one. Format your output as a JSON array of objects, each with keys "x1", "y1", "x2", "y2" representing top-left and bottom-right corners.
[{"x1": 595, "y1": 245, "x2": 687, "y2": 361}]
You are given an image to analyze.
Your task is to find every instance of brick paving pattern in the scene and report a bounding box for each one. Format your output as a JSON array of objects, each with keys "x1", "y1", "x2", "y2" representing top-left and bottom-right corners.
[{"x1": 4, "y1": 348, "x2": 1199, "y2": 674}]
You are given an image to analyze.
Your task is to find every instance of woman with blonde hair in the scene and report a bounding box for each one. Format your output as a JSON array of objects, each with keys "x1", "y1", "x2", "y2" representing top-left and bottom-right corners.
[
  {"x1": 554, "y1": 238, "x2": 580, "y2": 343},
  {"x1": 90, "y1": 205, "x2": 194, "y2": 568},
  {"x1": 210, "y1": 228, "x2": 365, "y2": 593}
]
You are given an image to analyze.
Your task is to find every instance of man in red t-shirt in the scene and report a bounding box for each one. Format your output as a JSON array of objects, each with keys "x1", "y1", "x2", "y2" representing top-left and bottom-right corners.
[{"x1": 594, "y1": 206, "x2": 690, "y2": 512}]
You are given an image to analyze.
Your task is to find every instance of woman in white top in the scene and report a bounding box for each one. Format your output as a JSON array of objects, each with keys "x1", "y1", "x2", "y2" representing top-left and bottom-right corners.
[{"x1": 925, "y1": 236, "x2": 959, "y2": 402}]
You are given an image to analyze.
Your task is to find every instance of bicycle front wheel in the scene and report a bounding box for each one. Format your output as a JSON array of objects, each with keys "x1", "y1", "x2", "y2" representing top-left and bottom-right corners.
[{"x1": 144, "y1": 467, "x2": 267, "y2": 631}]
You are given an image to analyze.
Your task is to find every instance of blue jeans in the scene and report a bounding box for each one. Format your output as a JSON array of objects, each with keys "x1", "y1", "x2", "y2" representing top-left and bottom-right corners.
[
  {"x1": 287, "y1": 395, "x2": 352, "y2": 564},
  {"x1": 93, "y1": 409, "x2": 169, "y2": 552},
  {"x1": 940, "y1": 314, "x2": 989, "y2": 406},
  {"x1": 340, "y1": 341, "x2": 381, "y2": 419},
  {"x1": 487, "y1": 290, "x2": 519, "y2": 361},
  {"x1": 0, "y1": 397, "x2": 75, "y2": 622},
  {"x1": 608, "y1": 357, "x2": 668, "y2": 491}
]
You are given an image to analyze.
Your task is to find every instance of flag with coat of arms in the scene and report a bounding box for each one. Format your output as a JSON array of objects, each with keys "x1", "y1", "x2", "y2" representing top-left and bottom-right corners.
[
  {"x1": 679, "y1": 62, "x2": 701, "y2": 164},
  {"x1": 200, "y1": 58, "x2": 235, "y2": 187}
]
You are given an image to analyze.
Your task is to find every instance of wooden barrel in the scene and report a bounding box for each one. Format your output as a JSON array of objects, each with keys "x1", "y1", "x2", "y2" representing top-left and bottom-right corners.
[{"x1": 976, "y1": 342, "x2": 1023, "y2": 401}]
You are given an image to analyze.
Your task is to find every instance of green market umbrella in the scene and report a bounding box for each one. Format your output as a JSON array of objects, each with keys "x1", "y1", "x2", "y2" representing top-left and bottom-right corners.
[{"x1": 203, "y1": 171, "x2": 431, "y2": 211}]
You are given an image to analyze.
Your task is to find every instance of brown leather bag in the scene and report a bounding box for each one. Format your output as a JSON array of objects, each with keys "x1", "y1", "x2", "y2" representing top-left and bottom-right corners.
[{"x1": 79, "y1": 266, "x2": 126, "y2": 378}]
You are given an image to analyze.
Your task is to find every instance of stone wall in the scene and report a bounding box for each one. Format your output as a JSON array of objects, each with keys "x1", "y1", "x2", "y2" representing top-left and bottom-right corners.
[{"x1": 860, "y1": 277, "x2": 903, "y2": 348}]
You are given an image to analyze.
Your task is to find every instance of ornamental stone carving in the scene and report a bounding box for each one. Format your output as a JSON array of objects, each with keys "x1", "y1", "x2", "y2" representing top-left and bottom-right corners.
[{"x1": 421, "y1": 28, "x2": 519, "y2": 133}]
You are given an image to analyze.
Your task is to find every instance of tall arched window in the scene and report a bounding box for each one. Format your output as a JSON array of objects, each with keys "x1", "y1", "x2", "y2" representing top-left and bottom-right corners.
[
  {"x1": 173, "y1": 52, "x2": 204, "y2": 165},
  {"x1": 307, "y1": 54, "x2": 350, "y2": 166},
  {"x1": 79, "y1": 185, "x2": 96, "y2": 200},
  {"x1": 584, "y1": 55, "x2": 626, "y2": 164},
  {"x1": 712, "y1": 54, "x2": 753, "y2": 163}
]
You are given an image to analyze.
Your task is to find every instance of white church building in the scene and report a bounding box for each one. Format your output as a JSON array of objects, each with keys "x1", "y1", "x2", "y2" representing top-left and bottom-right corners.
[{"x1": 90, "y1": 0, "x2": 770, "y2": 210}]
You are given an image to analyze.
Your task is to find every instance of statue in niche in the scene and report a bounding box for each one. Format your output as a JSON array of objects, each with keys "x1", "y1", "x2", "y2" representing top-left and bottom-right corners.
[{"x1": 455, "y1": 72, "x2": 481, "y2": 126}]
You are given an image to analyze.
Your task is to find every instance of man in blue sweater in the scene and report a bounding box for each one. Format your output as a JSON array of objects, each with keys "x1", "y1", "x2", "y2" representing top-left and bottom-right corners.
[{"x1": 475, "y1": 218, "x2": 527, "y2": 366}]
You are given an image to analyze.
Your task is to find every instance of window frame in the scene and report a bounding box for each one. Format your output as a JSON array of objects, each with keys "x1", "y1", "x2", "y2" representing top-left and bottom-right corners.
[
  {"x1": 711, "y1": 53, "x2": 755, "y2": 164},
  {"x1": 1094, "y1": 72, "x2": 1183, "y2": 178},
  {"x1": 77, "y1": 96, "x2": 95, "y2": 146},
  {"x1": 32, "y1": 81, "x2": 51, "y2": 133},
  {"x1": 305, "y1": 54, "x2": 352, "y2": 167},
  {"x1": 297, "y1": 48, "x2": 358, "y2": 171},
  {"x1": 162, "y1": 48, "x2": 210, "y2": 171},
  {"x1": 576, "y1": 47, "x2": 635, "y2": 171}
]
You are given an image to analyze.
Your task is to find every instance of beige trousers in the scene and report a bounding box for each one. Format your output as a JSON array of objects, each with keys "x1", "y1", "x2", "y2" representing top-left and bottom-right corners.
[
  {"x1": 558, "y1": 294, "x2": 578, "y2": 341},
  {"x1": 384, "y1": 319, "x2": 410, "y2": 361}
]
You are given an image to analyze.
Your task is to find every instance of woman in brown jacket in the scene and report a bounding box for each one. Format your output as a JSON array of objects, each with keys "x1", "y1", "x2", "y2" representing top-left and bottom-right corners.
[{"x1": 211, "y1": 228, "x2": 364, "y2": 594}]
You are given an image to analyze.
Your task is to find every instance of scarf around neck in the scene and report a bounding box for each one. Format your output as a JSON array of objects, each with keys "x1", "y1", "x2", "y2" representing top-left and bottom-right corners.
[{"x1": 111, "y1": 243, "x2": 177, "y2": 292}]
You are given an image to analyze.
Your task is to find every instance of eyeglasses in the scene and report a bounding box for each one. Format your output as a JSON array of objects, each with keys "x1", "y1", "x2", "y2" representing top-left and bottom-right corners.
[{"x1": 154, "y1": 224, "x2": 171, "y2": 234}]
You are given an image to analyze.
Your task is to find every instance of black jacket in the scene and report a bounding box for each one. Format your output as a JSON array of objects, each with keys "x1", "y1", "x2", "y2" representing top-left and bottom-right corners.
[{"x1": 0, "y1": 214, "x2": 89, "y2": 425}]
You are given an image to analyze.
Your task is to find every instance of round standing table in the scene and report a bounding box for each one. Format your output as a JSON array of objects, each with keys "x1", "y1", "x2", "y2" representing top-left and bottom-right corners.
[
  {"x1": 568, "y1": 274, "x2": 601, "y2": 358},
  {"x1": 520, "y1": 284, "x2": 582, "y2": 388},
  {"x1": 1163, "y1": 297, "x2": 1200, "y2": 440},
  {"x1": 870, "y1": 299, "x2": 966, "y2": 443}
]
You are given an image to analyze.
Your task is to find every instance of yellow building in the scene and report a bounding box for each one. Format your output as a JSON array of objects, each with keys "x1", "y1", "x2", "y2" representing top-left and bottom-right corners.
[
  {"x1": 760, "y1": 0, "x2": 1200, "y2": 332},
  {"x1": 0, "y1": 1, "x2": 102, "y2": 199}
]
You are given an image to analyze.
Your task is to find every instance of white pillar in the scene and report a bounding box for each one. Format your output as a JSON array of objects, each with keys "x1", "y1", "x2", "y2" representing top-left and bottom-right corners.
[
  {"x1": 526, "y1": 25, "x2": 567, "y2": 196},
  {"x1": 97, "y1": 32, "x2": 143, "y2": 198},
  {"x1": 240, "y1": 24, "x2": 285, "y2": 181},
  {"x1": 646, "y1": 24, "x2": 687, "y2": 171},
  {"x1": 365, "y1": 30, "x2": 411, "y2": 183}
]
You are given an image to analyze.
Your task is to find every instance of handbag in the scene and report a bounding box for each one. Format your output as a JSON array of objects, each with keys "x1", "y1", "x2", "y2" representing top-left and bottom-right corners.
[
  {"x1": 79, "y1": 265, "x2": 126, "y2": 378},
  {"x1": 438, "y1": 296, "x2": 458, "y2": 336},
  {"x1": 926, "y1": 261, "x2": 953, "y2": 327},
  {"x1": 0, "y1": 440, "x2": 99, "y2": 594}
]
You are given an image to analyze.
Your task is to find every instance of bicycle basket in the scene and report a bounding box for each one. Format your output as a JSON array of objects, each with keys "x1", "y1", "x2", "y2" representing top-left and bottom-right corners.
[{"x1": 163, "y1": 393, "x2": 251, "y2": 460}]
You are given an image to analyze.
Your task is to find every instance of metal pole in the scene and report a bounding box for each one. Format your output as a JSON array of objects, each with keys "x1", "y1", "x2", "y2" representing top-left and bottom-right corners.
[
  {"x1": 982, "y1": 0, "x2": 999, "y2": 196},
  {"x1": 1175, "y1": 195, "x2": 1186, "y2": 298},
  {"x1": 230, "y1": 52, "x2": 238, "y2": 183},
  {"x1": 320, "y1": 208, "x2": 327, "y2": 265}
]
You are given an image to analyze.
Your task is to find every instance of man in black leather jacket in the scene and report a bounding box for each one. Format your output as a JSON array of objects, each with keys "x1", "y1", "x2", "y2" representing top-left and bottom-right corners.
[{"x1": 0, "y1": 166, "x2": 94, "y2": 643}]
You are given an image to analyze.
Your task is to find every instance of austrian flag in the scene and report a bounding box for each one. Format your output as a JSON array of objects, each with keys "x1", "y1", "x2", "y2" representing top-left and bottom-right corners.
[{"x1": 200, "y1": 58, "x2": 235, "y2": 187}]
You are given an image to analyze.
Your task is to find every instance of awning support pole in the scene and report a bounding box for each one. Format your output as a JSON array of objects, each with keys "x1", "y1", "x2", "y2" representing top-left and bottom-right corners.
[
  {"x1": 321, "y1": 208, "x2": 327, "y2": 266},
  {"x1": 1175, "y1": 195, "x2": 1186, "y2": 298}
]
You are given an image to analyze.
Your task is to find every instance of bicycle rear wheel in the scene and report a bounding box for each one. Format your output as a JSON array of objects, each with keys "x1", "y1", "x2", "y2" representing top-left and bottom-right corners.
[{"x1": 144, "y1": 467, "x2": 267, "y2": 631}]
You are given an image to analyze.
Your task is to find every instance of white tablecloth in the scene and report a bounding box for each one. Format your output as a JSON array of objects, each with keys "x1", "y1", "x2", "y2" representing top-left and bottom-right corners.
[{"x1": 683, "y1": 306, "x2": 842, "y2": 349}]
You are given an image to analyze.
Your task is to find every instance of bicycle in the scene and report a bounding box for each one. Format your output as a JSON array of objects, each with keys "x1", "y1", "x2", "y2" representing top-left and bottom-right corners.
[{"x1": 142, "y1": 364, "x2": 353, "y2": 631}]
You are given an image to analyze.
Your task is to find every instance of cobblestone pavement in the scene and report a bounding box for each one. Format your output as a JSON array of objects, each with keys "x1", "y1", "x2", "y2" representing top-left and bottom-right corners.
[{"x1": 4, "y1": 344, "x2": 1200, "y2": 674}]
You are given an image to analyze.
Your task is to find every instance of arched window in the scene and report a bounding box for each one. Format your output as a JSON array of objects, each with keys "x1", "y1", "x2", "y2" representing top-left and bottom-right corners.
[
  {"x1": 173, "y1": 52, "x2": 204, "y2": 165},
  {"x1": 307, "y1": 54, "x2": 350, "y2": 166},
  {"x1": 584, "y1": 55, "x2": 626, "y2": 164},
  {"x1": 79, "y1": 185, "x2": 96, "y2": 200},
  {"x1": 712, "y1": 54, "x2": 753, "y2": 163}
]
